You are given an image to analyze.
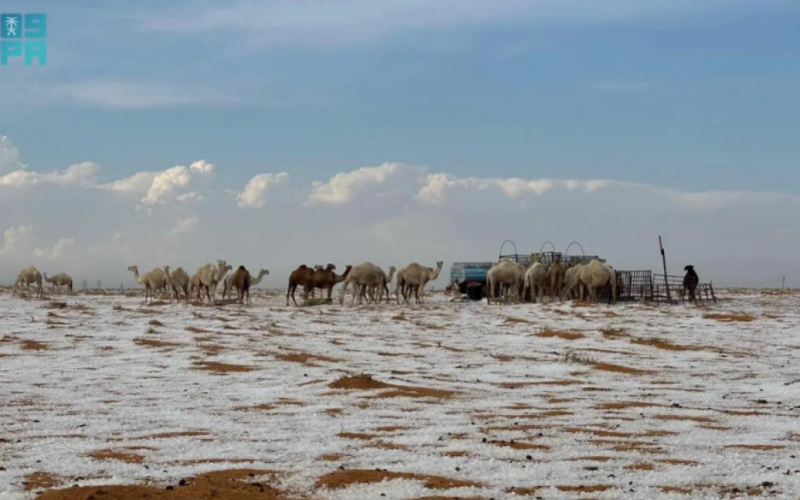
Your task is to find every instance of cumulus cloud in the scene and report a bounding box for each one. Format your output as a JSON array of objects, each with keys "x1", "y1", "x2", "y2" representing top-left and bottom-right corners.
[
  {"x1": 0, "y1": 225, "x2": 34, "y2": 256},
  {"x1": 0, "y1": 162, "x2": 100, "y2": 188},
  {"x1": 307, "y1": 163, "x2": 417, "y2": 206},
  {"x1": 33, "y1": 238, "x2": 76, "y2": 260},
  {"x1": 0, "y1": 135, "x2": 20, "y2": 172},
  {"x1": 237, "y1": 172, "x2": 289, "y2": 209}
]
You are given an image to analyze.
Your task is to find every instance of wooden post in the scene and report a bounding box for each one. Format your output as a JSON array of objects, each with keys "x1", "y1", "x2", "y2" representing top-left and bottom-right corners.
[
  {"x1": 781, "y1": 277, "x2": 785, "y2": 297},
  {"x1": 659, "y1": 236, "x2": 671, "y2": 302}
]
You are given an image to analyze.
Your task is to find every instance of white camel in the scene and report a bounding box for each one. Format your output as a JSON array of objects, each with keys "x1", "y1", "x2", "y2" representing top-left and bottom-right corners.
[
  {"x1": 339, "y1": 262, "x2": 382, "y2": 305},
  {"x1": 44, "y1": 272, "x2": 73, "y2": 294},
  {"x1": 128, "y1": 266, "x2": 167, "y2": 302},
  {"x1": 562, "y1": 260, "x2": 616, "y2": 304},
  {"x1": 372, "y1": 266, "x2": 396, "y2": 303},
  {"x1": 163, "y1": 266, "x2": 191, "y2": 303},
  {"x1": 523, "y1": 262, "x2": 548, "y2": 303},
  {"x1": 486, "y1": 260, "x2": 526, "y2": 304},
  {"x1": 562, "y1": 263, "x2": 585, "y2": 300},
  {"x1": 222, "y1": 268, "x2": 269, "y2": 301},
  {"x1": 192, "y1": 260, "x2": 231, "y2": 303},
  {"x1": 14, "y1": 266, "x2": 43, "y2": 298},
  {"x1": 396, "y1": 261, "x2": 443, "y2": 304}
]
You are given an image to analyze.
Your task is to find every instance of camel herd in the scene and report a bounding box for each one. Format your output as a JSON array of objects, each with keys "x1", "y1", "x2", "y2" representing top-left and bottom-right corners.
[
  {"x1": 10, "y1": 257, "x2": 614, "y2": 306},
  {"x1": 9, "y1": 261, "x2": 445, "y2": 307},
  {"x1": 486, "y1": 257, "x2": 616, "y2": 304},
  {"x1": 126, "y1": 261, "x2": 268, "y2": 305},
  {"x1": 286, "y1": 261, "x2": 443, "y2": 306}
]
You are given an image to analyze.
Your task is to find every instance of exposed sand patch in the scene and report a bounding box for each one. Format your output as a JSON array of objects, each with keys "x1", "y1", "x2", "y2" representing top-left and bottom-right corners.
[
  {"x1": 329, "y1": 375, "x2": 457, "y2": 399},
  {"x1": 193, "y1": 361, "x2": 255, "y2": 373},
  {"x1": 315, "y1": 469, "x2": 482, "y2": 490},
  {"x1": 88, "y1": 447, "x2": 151, "y2": 464},
  {"x1": 630, "y1": 338, "x2": 702, "y2": 351},
  {"x1": 134, "y1": 338, "x2": 180, "y2": 349},
  {"x1": 535, "y1": 329, "x2": 585, "y2": 340},
  {"x1": 24, "y1": 472, "x2": 63, "y2": 491},
  {"x1": 21, "y1": 340, "x2": 50, "y2": 351},
  {"x1": 35, "y1": 469, "x2": 288, "y2": 500},
  {"x1": 592, "y1": 362, "x2": 650, "y2": 375},
  {"x1": 703, "y1": 312, "x2": 756, "y2": 323}
]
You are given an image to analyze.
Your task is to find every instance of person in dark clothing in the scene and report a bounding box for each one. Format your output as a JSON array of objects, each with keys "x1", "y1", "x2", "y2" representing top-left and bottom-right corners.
[{"x1": 683, "y1": 265, "x2": 699, "y2": 303}]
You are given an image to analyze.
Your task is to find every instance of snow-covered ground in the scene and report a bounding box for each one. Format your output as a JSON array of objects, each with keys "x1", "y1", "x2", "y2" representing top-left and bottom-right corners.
[{"x1": 1, "y1": 287, "x2": 799, "y2": 499}]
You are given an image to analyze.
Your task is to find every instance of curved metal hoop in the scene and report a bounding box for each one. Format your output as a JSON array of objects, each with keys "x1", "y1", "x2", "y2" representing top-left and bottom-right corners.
[
  {"x1": 539, "y1": 241, "x2": 556, "y2": 253},
  {"x1": 564, "y1": 241, "x2": 586, "y2": 259},
  {"x1": 499, "y1": 239, "x2": 518, "y2": 259}
]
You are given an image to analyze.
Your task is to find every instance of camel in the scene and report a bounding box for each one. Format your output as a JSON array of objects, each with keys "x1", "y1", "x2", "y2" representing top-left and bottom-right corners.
[
  {"x1": 192, "y1": 260, "x2": 231, "y2": 303},
  {"x1": 547, "y1": 260, "x2": 563, "y2": 302},
  {"x1": 339, "y1": 263, "x2": 394, "y2": 305},
  {"x1": 374, "y1": 266, "x2": 397, "y2": 303},
  {"x1": 43, "y1": 272, "x2": 73, "y2": 294},
  {"x1": 14, "y1": 266, "x2": 43, "y2": 298},
  {"x1": 231, "y1": 265, "x2": 252, "y2": 305},
  {"x1": 523, "y1": 262, "x2": 548, "y2": 303},
  {"x1": 223, "y1": 268, "x2": 268, "y2": 301},
  {"x1": 163, "y1": 266, "x2": 191, "y2": 303},
  {"x1": 287, "y1": 264, "x2": 315, "y2": 306},
  {"x1": 486, "y1": 260, "x2": 526, "y2": 304},
  {"x1": 128, "y1": 266, "x2": 167, "y2": 302},
  {"x1": 562, "y1": 260, "x2": 616, "y2": 304},
  {"x1": 396, "y1": 261, "x2": 443, "y2": 304},
  {"x1": 562, "y1": 263, "x2": 585, "y2": 300},
  {"x1": 308, "y1": 264, "x2": 352, "y2": 303}
]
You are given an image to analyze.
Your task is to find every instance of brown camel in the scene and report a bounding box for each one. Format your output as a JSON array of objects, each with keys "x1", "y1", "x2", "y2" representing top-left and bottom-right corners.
[
  {"x1": 231, "y1": 265, "x2": 252, "y2": 305},
  {"x1": 287, "y1": 264, "x2": 314, "y2": 306},
  {"x1": 307, "y1": 264, "x2": 352, "y2": 303}
]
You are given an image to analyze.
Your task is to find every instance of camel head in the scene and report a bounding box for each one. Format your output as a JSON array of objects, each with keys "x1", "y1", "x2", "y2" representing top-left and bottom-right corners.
[
  {"x1": 163, "y1": 265, "x2": 170, "y2": 274},
  {"x1": 258, "y1": 269, "x2": 270, "y2": 277},
  {"x1": 436, "y1": 261, "x2": 444, "y2": 269},
  {"x1": 325, "y1": 263, "x2": 336, "y2": 271},
  {"x1": 684, "y1": 265, "x2": 694, "y2": 271},
  {"x1": 127, "y1": 266, "x2": 138, "y2": 273},
  {"x1": 314, "y1": 265, "x2": 323, "y2": 271},
  {"x1": 388, "y1": 266, "x2": 396, "y2": 273}
]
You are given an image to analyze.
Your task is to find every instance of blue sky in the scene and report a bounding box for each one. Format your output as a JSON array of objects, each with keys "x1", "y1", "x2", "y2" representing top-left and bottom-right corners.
[
  {"x1": 1, "y1": 1, "x2": 799, "y2": 286},
  {"x1": 2, "y1": 0, "x2": 798, "y2": 189}
]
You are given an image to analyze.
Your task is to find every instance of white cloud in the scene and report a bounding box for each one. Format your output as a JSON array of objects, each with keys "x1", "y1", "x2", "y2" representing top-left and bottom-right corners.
[
  {"x1": 0, "y1": 162, "x2": 100, "y2": 188},
  {"x1": 0, "y1": 225, "x2": 33, "y2": 256},
  {"x1": 101, "y1": 171, "x2": 159, "y2": 194},
  {"x1": 237, "y1": 172, "x2": 289, "y2": 209},
  {"x1": 48, "y1": 81, "x2": 233, "y2": 109},
  {"x1": 144, "y1": 0, "x2": 768, "y2": 47},
  {"x1": 189, "y1": 159, "x2": 215, "y2": 174},
  {"x1": 307, "y1": 163, "x2": 411, "y2": 206},
  {"x1": 0, "y1": 135, "x2": 20, "y2": 172},
  {"x1": 33, "y1": 238, "x2": 76, "y2": 260},
  {"x1": 171, "y1": 217, "x2": 198, "y2": 234}
]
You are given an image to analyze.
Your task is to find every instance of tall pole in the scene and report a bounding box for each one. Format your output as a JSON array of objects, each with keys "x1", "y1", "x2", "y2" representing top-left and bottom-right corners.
[
  {"x1": 781, "y1": 277, "x2": 785, "y2": 297},
  {"x1": 659, "y1": 235, "x2": 671, "y2": 302}
]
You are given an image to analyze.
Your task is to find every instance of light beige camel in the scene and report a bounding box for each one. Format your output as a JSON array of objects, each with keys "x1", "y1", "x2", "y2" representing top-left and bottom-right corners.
[
  {"x1": 396, "y1": 261, "x2": 443, "y2": 304},
  {"x1": 562, "y1": 260, "x2": 616, "y2": 304},
  {"x1": 374, "y1": 266, "x2": 396, "y2": 303},
  {"x1": 547, "y1": 260, "x2": 564, "y2": 302},
  {"x1": 562, "y1": 264, "x2": 585, "y2": 300},
  {"x1": 14, "y1": 266, "x2": 43, "y2": 298},
  {"x1": 128, "y1": 266, "x2": 167, "y2": 302},
  {"x1": 223, "y1": 268, "x2": 268, "y2": 301},
  {"x1": 486, "y1": 260, "x2": 526, "y2": 304},
  {"x1": 44, "y1": 272, "x2": 73, "y2": 294},
  {"x1": 192, "y1": 260, "x2": 231, "y2": 303},
  {"x1": 163, "y1": 266, "x2": 191, "y2": 303},
  {"x1": 339, "y1": 262, "x2": 379, "y2": 305},
  {"x1": 523, "y1": 262, "x2": 548, "y2": 303}
]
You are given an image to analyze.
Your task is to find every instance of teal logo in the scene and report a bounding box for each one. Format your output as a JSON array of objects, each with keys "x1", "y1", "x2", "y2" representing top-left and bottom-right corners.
[{"x1": 1, "y1": 14, "x2": 47, "y2": 66}]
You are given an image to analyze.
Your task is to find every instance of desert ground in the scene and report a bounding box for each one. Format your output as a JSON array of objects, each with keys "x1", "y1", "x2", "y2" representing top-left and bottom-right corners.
[{"x1": 0, "y1": 287, "x2": 799, "y2": 499}]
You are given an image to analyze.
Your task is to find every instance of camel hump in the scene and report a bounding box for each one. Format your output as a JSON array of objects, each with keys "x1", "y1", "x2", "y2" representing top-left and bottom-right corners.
[
  {"x1": 298, "y1": 264, "x2": 308, "y2": 270},
  {"x1": 238, "y1": 265, "x2": 246, "y2": 271}
]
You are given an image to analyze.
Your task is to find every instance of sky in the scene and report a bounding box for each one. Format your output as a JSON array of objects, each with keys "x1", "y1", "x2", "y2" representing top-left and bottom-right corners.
[{"x1": 0, "y1": 0, "x2": 799, "y2": 288}]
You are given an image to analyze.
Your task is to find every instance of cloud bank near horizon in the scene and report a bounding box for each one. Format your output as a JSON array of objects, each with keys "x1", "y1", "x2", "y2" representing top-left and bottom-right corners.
[{"x1": 0, "y1": 135, "x2": 797, "y2": 288}]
